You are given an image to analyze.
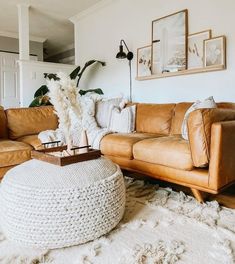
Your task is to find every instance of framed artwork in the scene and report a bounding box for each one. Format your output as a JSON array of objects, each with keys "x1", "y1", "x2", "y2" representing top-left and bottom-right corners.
[
  {"x1": 188, "y1": 30, "x2": 211, "y2": 69},
  {"x1": 204, "y1": 36, "x2": 226, "y2": 68},
  {"x1": 151, "y1": 9, "x2": 188, "y2": 75},
  {"x1": 137, "y1": 45, "x2": 152, "y2": 77}
]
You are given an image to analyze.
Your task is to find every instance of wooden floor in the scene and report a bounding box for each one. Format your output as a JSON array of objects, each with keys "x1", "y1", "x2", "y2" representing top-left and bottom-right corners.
[{"x1": 124, "y1": 171, "x2": 235, "y2": 209}]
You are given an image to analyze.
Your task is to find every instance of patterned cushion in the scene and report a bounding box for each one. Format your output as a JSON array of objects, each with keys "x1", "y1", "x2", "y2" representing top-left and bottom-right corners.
[
  {"x1": 95, "y1": 98, "x2": 123, "y2": 128},
  {"x1": 108, "y1": 105, "x2": 136, "y2": 133}
]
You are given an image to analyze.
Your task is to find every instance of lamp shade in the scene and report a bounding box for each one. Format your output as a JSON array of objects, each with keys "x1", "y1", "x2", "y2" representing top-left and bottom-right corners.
[{"x1": 116, "y1": 45, "x2": 127, "y2": 59}]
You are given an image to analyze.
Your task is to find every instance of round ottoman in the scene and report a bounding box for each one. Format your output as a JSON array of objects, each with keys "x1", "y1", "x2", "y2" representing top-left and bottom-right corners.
[{"x1": 0, "y1": 157, "x2": 125, "y2": 249}]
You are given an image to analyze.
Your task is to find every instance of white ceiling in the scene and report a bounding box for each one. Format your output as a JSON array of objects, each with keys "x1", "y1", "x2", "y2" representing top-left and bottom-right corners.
[{"x1": 0, "y1": 0, "x2": 101, "y2": 56}]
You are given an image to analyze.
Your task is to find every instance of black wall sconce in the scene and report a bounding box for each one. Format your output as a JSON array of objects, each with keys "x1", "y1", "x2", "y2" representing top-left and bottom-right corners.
[{"x1": 116, "y1": 39, "x2": 134, "y2": 102}]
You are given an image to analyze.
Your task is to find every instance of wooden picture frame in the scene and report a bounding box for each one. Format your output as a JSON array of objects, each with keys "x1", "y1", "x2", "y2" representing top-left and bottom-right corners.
[
  {"x1": 204, "y1": 35, "x2": 226, "y2": 68},
  {"x1": 137, "y1": 45, "x2": 152, "y2": 77},
  {"x1": 188, "y1": 29, "x2": 212, "y2": 69},
  {"x1": 151, "y1": 9, "x2": 188, "y2": 75}
]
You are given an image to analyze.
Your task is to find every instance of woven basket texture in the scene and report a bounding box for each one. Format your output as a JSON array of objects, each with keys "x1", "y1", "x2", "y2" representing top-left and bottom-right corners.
[{"x1": 0, "y1": 157, "x2": 126, "y2": 249}]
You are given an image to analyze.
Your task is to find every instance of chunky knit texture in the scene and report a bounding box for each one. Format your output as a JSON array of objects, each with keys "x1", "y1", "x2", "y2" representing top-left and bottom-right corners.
[
  {"x1": 38, "y1": 93, "x2": 112, "y2": 150},
  {"x1": 0, "y1": 158, "x2": 126, "y2": 249}
]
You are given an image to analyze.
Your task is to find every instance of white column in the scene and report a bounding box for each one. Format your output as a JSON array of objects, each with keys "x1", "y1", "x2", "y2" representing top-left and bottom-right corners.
[
  {"x1": 17, "y1": 3, "x2": 30, "y2": 60},
  {"x1": 70, "y1": 16, "x2": 80, "y2": 65},
  {"x1": 74, "y1": 23, "x2": 79, "y2": 65}
]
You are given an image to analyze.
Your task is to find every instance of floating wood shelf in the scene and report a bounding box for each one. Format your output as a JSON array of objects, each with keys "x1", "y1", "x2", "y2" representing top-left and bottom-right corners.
[{"x1": 136, "y1": 65, "x2": 226, "y2": 81}]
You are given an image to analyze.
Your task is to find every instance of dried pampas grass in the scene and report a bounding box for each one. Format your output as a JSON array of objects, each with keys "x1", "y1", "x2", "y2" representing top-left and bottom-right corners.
[{"x1": 47, "y1": 72, "x2": 81, "y2": 149}]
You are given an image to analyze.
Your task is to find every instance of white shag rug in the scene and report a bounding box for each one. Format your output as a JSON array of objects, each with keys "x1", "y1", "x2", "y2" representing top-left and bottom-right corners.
[{"x1": 0, "y1": 177, "x2": 235, "y2": 264}]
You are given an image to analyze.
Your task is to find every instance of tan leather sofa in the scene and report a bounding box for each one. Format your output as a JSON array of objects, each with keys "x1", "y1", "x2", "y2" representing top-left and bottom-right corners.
[
  {"x1": 1, "y1": 103, "x2": 235, "y2": 202},
  {"x1": 101, "y1": 102, "x2": 235, "y2": 202},
  {"x1": 0, "y1": 106, "x2": 58, "y2": 179}
]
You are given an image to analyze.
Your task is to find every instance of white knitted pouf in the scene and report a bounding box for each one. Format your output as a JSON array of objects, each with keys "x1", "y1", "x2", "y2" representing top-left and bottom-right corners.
[{"x1": 0, "y1": 157, "x2": 125, "y2": 249}]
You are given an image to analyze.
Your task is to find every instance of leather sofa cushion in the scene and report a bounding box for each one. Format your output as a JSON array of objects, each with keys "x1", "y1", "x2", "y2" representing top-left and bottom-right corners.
[
  {"x1": 170, "y1": 103, "x2": 192, "y2": 135},
  {"x1": 0, "y1": 166, "x2": 14, "y2": 180},
  {"x1": 136, "y1": 103, "x2": 175, "y2": 135},
  {"x1": 133, "y1": 136, "x2": 194, "y2": 171},
  {"x1": 0, "y1": 106, "x2": 8, "y2": 139},
  {"x1": 217, "y1": 102, "x2": 235, "y2": 109},
  {"x1": 0, "y1": 140, "x2": 32, "y2": 167},
  {"x1": 170, "y1": 102, "x2": 235, "y2": 136},
  {"x1": 6, "y1": 106, "x2": 58, "y2": 140},
  {"x1": 17, "y1": 135, "x2": 43, "y2": 150},
  {"x1": 100, "y1": 132, "x2": 162, "y2": 159},
  {"x1": 188, "y1": 108, "x2": 235, "y2": 167}
]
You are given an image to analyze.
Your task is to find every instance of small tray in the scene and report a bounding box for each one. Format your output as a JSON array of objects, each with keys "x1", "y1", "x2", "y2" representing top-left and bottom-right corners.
[{"x1": 31, "y1": 145, "x2": 101, "y2": 166}]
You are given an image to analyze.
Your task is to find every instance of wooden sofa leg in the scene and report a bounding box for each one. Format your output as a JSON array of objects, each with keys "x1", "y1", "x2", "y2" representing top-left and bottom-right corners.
[{"x1": 191, "y1": 188, "x2": 204, "y2": 203}]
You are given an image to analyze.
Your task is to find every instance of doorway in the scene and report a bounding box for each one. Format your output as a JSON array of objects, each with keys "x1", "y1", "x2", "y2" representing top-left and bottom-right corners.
[{"x1": 0, "y1": 51, "x2": 37, "y2": 109}]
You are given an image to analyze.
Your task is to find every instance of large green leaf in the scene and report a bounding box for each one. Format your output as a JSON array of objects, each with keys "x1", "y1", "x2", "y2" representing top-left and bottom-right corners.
[
  {"x1": 77, "y1": 60, "x2": 106, "y2": 87},
  {"x1": 30, "y1": 60, "x2": 105, "y2": 107},
  {"x1": 29, "y1": 95, "x2": 52, "y2": 107},
  {"x1": 29, "y1": 96, "x2": 43, "y2": 107},
  {"x1": 79, "y1": 88, "x2": 104, "y2": 96},
  {"x1": 44, "y1": 73, "x2": 60, "y2": 81},
  {"x1": 69, "y1": 66, "x2": 81, "y2": 80},
  {"x1": 34, "y1": 85, "x2": 49, "y2": 98}
]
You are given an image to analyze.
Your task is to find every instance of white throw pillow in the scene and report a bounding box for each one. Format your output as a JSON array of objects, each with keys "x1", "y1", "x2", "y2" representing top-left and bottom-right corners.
[
  {"x1": 108, "y1": 105, "x2": 136, "y2": 133},
  {"x1": 95, "y1": 98, "x2": 123, "y2": 128},
  {"x1": 181, "y1": 96, "x2": 217, "y2": 140},
  {"x1": 69, "y1": 95, "x2": 99, "y2": 146}
]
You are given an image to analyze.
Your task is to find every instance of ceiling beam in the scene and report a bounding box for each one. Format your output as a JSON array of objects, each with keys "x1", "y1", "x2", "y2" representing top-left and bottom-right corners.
[{"x1": 0, "y1": 30, "x2": 47, "y2": 43}]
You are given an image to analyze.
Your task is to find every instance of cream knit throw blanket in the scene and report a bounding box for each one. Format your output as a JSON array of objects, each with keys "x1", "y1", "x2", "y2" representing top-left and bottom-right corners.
[{"x1": 38, "y1": 93, "x2": 111, "y2": 149}]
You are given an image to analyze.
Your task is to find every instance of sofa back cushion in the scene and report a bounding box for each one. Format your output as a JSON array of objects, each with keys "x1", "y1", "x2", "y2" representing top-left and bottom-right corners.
[
  {"x1": 170, "y1": 103, "x2": 193, "y2": 135},
  {"x1": 217, "y1": 102, "x2": 235, "y2": 109},
  {"x1": 188, "y1": 108, "x2": 235, "y2": 167},
  {"x1": 136, "y1": 103, "x2": 175, "y2": 135},
  {"x1": 0, "y1": 106, "x2": 8, "y2": 139},
  {"x1": 170, "y1": 102, "x2": 235, "y2": 136},
  {"x1": 6, "y1": 106, "x2": 58, "y2": 140}
]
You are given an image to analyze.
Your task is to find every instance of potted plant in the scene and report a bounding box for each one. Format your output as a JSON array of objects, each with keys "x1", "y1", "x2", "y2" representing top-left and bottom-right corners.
[{"x1": 29, "y1": 60, "x2": 105, "y2": 107}]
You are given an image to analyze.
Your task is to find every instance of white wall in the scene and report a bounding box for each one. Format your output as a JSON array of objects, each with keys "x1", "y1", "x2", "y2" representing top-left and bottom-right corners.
[
  {"x1": 73, "y1": 0, "x2": 235, "y2": 103},
  {"x1": 18, "y1": 60, "x2": 75, "y2": 107},
  {"x1": 0, "y1": 36, "x2": 44, "y2": 61}
]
